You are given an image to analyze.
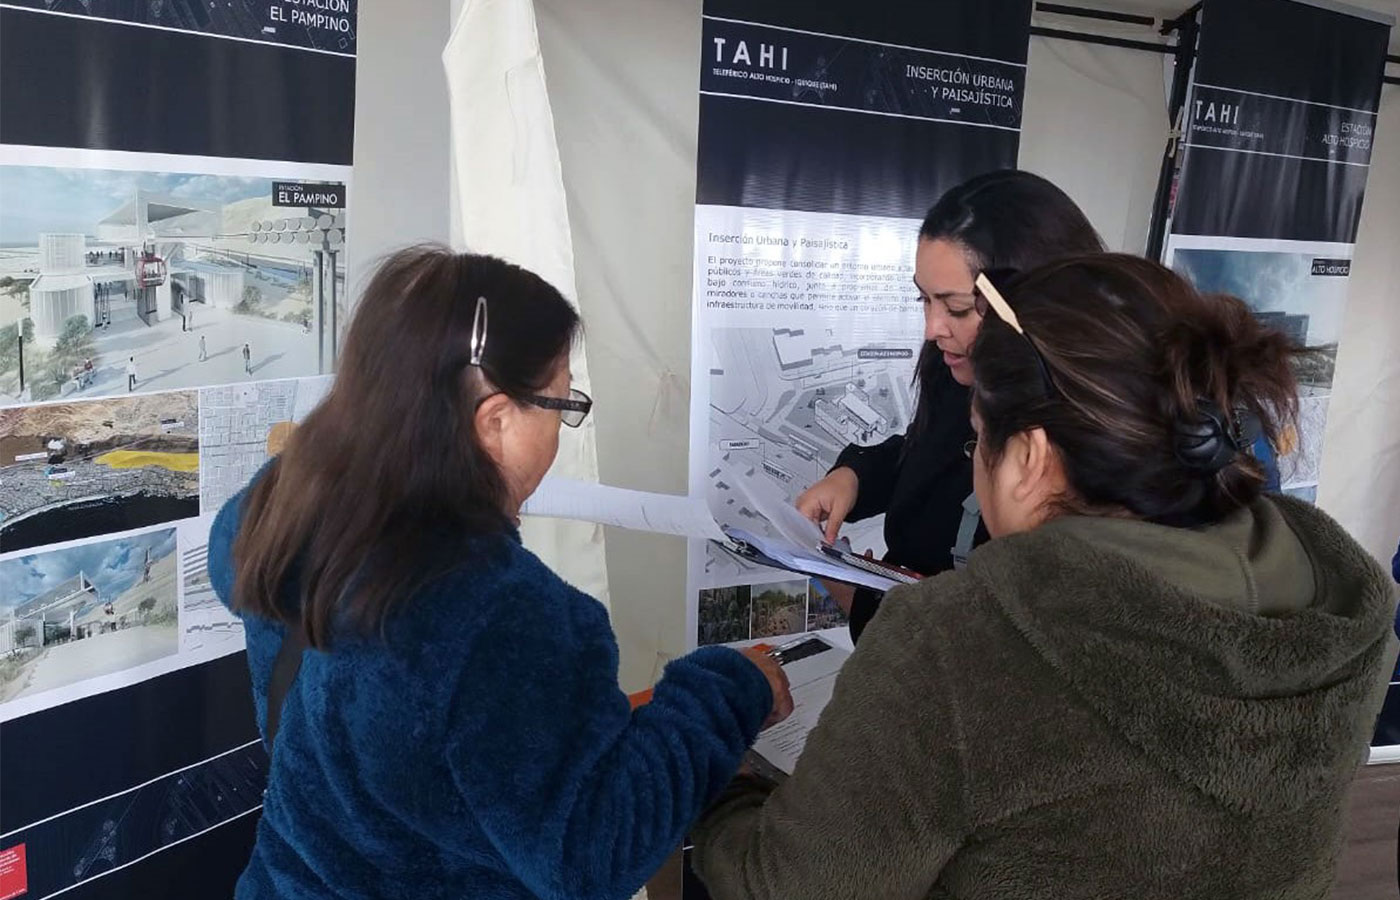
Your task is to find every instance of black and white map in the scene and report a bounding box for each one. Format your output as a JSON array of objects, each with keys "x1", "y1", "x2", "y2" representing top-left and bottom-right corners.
[{"x1": 198, "y1": 375, "x2": 331, "y2": 514}]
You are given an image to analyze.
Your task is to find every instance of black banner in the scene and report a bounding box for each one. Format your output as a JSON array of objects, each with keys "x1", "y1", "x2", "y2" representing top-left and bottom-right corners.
[
  {"x1": 4, "y1": 0, "x2": 357, "y2": 54},
  {"x1": 695, "y1": 0, "x2": 1030, "y2": 219},
  {"x1": 0, "y1": 656, "x2": 265, "y2": 898},
  {"x1": 1164, "y1": 0, "x2": 1395, "y2": 753},
  {"x1": 701, "y1": 0, "x2": 1032, "y2": 62},
  {"x1": 0, "y1": 0, "x2": 356, "y2": 894},
  {"x1": 0, "y1": 8, "x2": 357, "y2": 164},
  {"x1": 0, "y1": 655, "x2": 260, "y2": 833},
  {"x1": 1171, "y1": 0, "x2": 1387, "y2": 242},
  {"x1": 1185, "y1": 85, "x2": 1374, "y2": 165},
  {"x1": 1192, "y1": 0, "x2": 1389, "y2": 110},
  {"x1": 699, "y1": 19, "x2": 1023, "y2": 128}
]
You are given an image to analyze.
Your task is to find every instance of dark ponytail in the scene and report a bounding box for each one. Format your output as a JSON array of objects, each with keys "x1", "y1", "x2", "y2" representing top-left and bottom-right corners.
[
  {"x1": 971, "y1": 254, "x2": 1304, "y2": 526},
  {"x1": 1158, "y1": 290, "x2": 1299, "y2": 516}
]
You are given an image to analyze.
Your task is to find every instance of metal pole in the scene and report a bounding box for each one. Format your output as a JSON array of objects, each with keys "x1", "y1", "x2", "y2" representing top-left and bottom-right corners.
[
  {"x1": 1145, "y1": 10, "x2": 1200, "y2": 262},
  {"x1": 1162, "y1": 2, "x2": 1203, "y2": 35},
  {"x1": 1034, "y1": 3, "x2": 1157, "y2": 27},
  {"x1": 329, "y1": 249, "x2": 339, "y2": 367},
  {"x1": 314, "y1": 248, "x2": 325, "y2": 374},
  {"x1": 17, "y1": 332, "x2": 24, "y2": 394},
  {"x1": 1028, "y1": 26, "x2": 1171, "y2": 54}
]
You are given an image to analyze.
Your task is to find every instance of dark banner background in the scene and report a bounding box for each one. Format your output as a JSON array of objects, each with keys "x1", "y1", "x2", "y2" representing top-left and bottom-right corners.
[
  {"x1": 1170, "y1": 0, "x2": 1387, "y2": 241},
  {"x1": 5, "y1": 0, "x2": 357, "y2": 54},
  {"x1": 702, "y1": 0, "x2": 1032, "y2": 62},
  {"x1": 0, "y1": 8, "x2": 356, "y2": 164},
  {"x1": 695, "y1": 0, "x2": 1030, "y2": 219},
  {"x1": 0, "y1": 658, "x2": 265, "y2": 899},
  {"x1": 699, "y1": 18, "x2": 1024, "y2": 128}
]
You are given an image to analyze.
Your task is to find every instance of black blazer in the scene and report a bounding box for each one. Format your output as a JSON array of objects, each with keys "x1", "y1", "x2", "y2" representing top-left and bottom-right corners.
[{"x1": 833, "y1": 369, "x2": 988, "y2": 641}]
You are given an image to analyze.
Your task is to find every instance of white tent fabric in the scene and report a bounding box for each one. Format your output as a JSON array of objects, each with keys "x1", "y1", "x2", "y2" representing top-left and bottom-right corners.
[
  {"x1": 535, "y1": 0, "x2": 702, "y2": 689},
  {"x1": 1019, "y1": 36, "x2": 1169, "y2": 255},
  {"x1": 443, "y1": 0, "x2": 610, "y2": 605}
]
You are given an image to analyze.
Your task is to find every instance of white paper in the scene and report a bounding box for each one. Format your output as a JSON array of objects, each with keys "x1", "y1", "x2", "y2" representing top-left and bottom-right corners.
[
  {"x1": 749, "y1": 634, "x2": 851, "y2": 775},
  {"x1": 522, "y1": 477, "x2": 728, "y2": 543},
  {"x1": 523, "y1": 479, "x2": 903, "y2": 590},
  {"x1": 688, "y1": 206, "x2": 925, "y2": 646},
  {"x1": 719, "y1": 460, "x2": 828, "y2": 549}
]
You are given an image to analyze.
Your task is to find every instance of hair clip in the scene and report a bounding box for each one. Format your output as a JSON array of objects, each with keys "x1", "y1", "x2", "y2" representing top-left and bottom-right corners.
[
  {"x1": 975, "y1": 273, "x2": 1023, "y2": 335},
  {"x1": 1174, "y1": 399, "x2": 1263, "y2": 475},
  {"x1": 469, "y1": 296, "x2": 488, "y2": 367},
  {"x1": 976, "y1": 270, "x2": 1059, "y2": 398}
]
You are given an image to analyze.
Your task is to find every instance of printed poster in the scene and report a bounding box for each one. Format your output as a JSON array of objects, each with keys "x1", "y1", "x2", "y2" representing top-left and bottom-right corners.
[
  {"x1": 687, "y1": 0, "x2": 1031, "y2": 647},
  {"x1": 0, "y1": 3, "x2": 357, "y2": 896},
  {"x1": 1159, "y1": 0, "x2": 1393, "y2": 750}
]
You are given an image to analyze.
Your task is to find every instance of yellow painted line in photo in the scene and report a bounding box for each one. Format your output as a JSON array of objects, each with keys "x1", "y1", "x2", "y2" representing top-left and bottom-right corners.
[{"x1": 95, "y1": 450, "x2": 200, "y2": 473}]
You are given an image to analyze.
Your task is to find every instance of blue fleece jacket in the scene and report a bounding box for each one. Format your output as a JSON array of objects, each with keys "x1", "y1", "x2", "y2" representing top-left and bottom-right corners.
[
  {"x1": 209, "y1": 483, "x2": 772, "y2": 900},
  {"x1": 1252, "y1": 436, "x2": 1281, "y2": 493}
]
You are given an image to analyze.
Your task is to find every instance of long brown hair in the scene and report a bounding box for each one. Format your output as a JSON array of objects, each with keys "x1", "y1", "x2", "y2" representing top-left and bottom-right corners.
[
  {"x1": 232, "y1": 247, "x2": 580, "y2": 646},
  {"x1": 971, "y1": 254, "x2": 1301, "y2": 525}
]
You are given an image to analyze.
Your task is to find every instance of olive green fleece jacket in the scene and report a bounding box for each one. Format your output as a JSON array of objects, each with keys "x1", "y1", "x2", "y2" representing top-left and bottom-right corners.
[{"x1": 693, "y1": 496, "x2": 1397, "y2": 900}]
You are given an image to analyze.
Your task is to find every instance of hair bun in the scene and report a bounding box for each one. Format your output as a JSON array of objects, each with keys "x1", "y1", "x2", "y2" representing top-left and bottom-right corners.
[{"x1": 1173, "y1": 398, "x2": 1263, "y2": 476}]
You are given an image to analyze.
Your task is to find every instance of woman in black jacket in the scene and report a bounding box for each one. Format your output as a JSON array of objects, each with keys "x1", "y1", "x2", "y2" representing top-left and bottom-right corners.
[{"x1": 797, "y1": 170, "x2": 1102, "y2": 640}]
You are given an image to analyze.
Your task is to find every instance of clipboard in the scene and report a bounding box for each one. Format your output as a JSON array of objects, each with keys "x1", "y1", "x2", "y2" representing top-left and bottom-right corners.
[
  {"x1": 713, "y1": 527, "x2": 913, "y2": 592},
  {"x1": 817, "y1": 544, "x2": 921, "y2": 584}
]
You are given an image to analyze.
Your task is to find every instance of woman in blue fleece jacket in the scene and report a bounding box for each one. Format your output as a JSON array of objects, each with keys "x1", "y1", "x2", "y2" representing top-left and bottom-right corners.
[{"x1": 208, "y1": 246, "x2": 792, "y2": 899}]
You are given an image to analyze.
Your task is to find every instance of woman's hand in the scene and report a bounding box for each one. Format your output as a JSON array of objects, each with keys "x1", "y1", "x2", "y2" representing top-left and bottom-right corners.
[
  {"x1": 796, "y1": 467, "x2": 859, "y2": 544},
  {"x1": 739, "y1": 647, "x2": 794, "y2": 729},
  {"x1": 266, "y1": 421, "x2": 296, "y2": 456}
]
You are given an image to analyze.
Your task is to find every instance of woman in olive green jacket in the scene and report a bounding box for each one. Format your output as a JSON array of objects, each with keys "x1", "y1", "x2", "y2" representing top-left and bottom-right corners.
[{"x1": 693, "y1": 255, "x2": 1396, "y2": 900}]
